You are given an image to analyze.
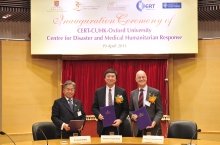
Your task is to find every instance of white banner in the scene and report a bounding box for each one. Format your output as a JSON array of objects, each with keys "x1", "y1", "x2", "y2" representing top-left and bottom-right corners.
[{"x1": 31, "y1": 0, "x2": 198, "y2": 54}]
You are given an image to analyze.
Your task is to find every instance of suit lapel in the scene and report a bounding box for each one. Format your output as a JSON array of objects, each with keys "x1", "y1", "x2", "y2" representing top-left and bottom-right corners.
[
  {"x1": 146, "y1": 86, "x2": 152, "y2": 101},
  {"x1": 134, "y1": 89, "x2": 139, "y2": 109},
  {"x1": 73, "y1": 98, "x2": 78, "y2": 113},
  {"x1": 101, "y1": 86, "x2": 106, "y2": 106},
  {"x1": 115, "y1": 86, "x2": 122, "y2": 104}
]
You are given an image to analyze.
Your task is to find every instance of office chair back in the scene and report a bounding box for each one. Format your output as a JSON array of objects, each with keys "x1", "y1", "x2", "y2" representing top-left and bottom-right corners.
[
  {"x1": 167, "y1": 120, "x2": 198, "y2": 139},
  {"x1": 123, "y1": 117, "x2": 132, "y2": 137},
  {"x1": 32, "y1": 122, "x2": 56, "y2": 140}
]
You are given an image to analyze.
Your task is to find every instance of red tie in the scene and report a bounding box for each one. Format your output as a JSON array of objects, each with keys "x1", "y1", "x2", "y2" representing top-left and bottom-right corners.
[{"x1": 138, "y1": 89, "x2": 144, "y2": 108}]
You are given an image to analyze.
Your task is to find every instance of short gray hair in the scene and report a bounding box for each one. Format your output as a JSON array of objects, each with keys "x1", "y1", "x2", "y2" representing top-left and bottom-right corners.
[{"x1": 63, "y1": 80, "x2": 76, "y2": 89}]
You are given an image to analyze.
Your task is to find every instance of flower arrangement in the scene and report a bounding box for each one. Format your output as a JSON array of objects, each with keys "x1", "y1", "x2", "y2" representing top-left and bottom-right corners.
[
  {"x1": 115, "y1": 94, "x2": 123, "y2": 104},
  {"x1": 148, "y1": 93, "x2": 157, "y2": 104}
]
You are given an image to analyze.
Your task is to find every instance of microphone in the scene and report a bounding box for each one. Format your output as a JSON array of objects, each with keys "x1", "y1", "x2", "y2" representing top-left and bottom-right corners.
[
  {"x1": 117, "y1": 127, "x2": 119, "y2": 135},
  {"x1": 155, "y1": 128, "x2": 161, "y2": 136},
  {"x1": 77, "y1": 128, "x2": 82, "y2": 136},
  {"x1": 188, "y1": 129, "x2": 201, "y2": 145},
  {"x1": 37, "y1": 128, "x2": 48, "y2": 145},
  {"x1": 181, "y1": 129, "x2": 201, "y2": 145},
  {"x1": 0, "y1": 131, "x2": 16, "y2": 145},
  {"x1": 60, "y1": 129, "x2": 68, "y2": 144},
  {"x1": 61, "y1": 129, "x2": 63, "y2": 140}
]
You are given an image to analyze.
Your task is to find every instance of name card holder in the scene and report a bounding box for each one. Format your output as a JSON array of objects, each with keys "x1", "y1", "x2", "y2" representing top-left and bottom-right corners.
[
  {"x1": 70, "y1": 136, "x2": 91, "y2": 144},
  {"x1": 142, "y1": 135, "x2": 164, "y2": 143},
  {"x1": 101, "y1": 135, "x2": 122, "y2": 143}
]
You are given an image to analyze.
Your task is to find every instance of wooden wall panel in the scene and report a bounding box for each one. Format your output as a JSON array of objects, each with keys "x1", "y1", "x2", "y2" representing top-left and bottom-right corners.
[
  {"x1": 0, "y1": 40, "x2": 60, "y2": 134},
  {"x1": 0, "y1": 41, "x2": 2, "y2": 131},
  {"x1": 169, "y1": 39, "x2": 220, "y2": 141}
]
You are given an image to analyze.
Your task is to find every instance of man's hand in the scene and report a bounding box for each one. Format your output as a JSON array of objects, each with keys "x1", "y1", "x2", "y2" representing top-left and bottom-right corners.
[
  {"x1": 131, "y1": 114, "x2": 138, "y2": 121},
  {"x1": 63, "y1": 123, "x2": 70, "y2": 131},
  {"x1": 112, "y1": 119, "x2": 122, "y2": 127},
  {"x1": 98, "y1": 114, "x2": 104, "y2": 120},
  {"x1": 146, "y1": 121, "x2": 156, "y2": 129}
]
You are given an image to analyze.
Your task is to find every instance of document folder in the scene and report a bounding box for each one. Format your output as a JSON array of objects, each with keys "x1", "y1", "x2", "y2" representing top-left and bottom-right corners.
[
  {"x1": 68, "y1": 120, "x2": 84, "y2": 132},
  {"x1": 132, "y1": 107, "x2": 152, "y2": 130},
  {"x1": 100, "y1": 105, "x2": 116, "y2": 127}
]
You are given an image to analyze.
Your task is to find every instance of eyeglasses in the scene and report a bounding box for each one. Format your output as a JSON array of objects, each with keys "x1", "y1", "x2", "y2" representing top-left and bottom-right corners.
[{"x1": 65, "y1": 88, "x2": 75, "y2": 92}]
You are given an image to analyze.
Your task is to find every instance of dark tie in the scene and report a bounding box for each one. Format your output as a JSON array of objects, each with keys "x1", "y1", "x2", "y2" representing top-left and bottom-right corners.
[
  {"x1": 68, "y1": 99, "x2": 73, "y2": 111},
  {"x1": 108, "y1": 89, "x2": 113, "y2": 105},
  {"x1": 138, "y1": 89, "x2": 144, "y2": 108}
]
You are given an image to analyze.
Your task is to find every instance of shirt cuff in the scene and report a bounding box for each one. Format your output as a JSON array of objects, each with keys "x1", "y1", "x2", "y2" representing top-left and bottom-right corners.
[{"x1": 61, "y1": 123, "x2": 65, "y2": 130}]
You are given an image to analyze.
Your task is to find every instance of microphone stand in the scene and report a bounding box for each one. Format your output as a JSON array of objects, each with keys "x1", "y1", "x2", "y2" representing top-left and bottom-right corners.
[
  {"x1": 78, "y1": 129, "x2": 82, "y2": 136},
  {"x1": 60, "y1": 129, "x2": 68, "y2": 144},
  {"x1": 155, "y1": 128, "x2": 161, "y2": 136},
  {"x1": 117, "y1": 127, "x2": 119, "y2": 135},
  {"x1": 187, "y1": 129, "x2": 201, "y2": 145},
  {"x1": 37, "y1": 129, "x2": 48, "y2": 145},
  {"x1": 181, "y1": 129, "x2": 201, "y2": 145},
  {"x1": 0, "y1": 131, "x2": 16, "y2": 145}
]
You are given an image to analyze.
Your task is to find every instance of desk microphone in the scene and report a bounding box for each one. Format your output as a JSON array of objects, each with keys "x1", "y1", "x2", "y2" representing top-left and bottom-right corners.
[
  {"x1": 0, "y1": 131, "x2": 16, "y2": 145},
  {"x1": 117, "y1": 127, "x2": 119, "y2": 135},
  {"x1": 60, "y1": 129, "x2": 68, "y2": 144},
  {"x1": 181, "y1": 129, "x2": 201, "y2": 145},
  {"x1": 77, "y1": 128, "x2": 82, "y2": 136},
  {"x1": 37, "y1": 129, "x2": 48, "y2": 145},
  {"x1": 155, "y1": 128, "x2": 161, "y2": 136},
  {"x1": 188, "y1": 129, "x2": 201, "y2": 145}
]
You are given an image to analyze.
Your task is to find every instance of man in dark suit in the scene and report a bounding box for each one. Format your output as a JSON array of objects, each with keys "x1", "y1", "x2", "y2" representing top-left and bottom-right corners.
[
  {"x1": 91, "y1": 68, "x2": 129, "y2": 136},
  {"x1": 129, "y1": 70, "x2": 164, "y2": 137},
  {"x1": 51, "y1": 80, "x2": 86, "y2": 138}
]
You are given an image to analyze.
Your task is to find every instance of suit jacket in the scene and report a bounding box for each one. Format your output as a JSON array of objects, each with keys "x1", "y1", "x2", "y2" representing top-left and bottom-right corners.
[
  {"x1": 129, "y1": 86, "x2": 164, "y2": 136},
  {"x1": 51, "y1": 97, "x2": 86, "y2": 138},
  {"x1": 91, "y1": 86, "x2": 129, "y2": 136}
]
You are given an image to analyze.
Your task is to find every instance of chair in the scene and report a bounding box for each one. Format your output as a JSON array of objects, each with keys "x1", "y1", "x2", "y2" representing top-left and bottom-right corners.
[
  {"x1": 167, "y1": 120, "x2": 198, "y2": 139},
  {"x1": 32, "y1": 122, "x2": 57, "y2": 140},
  {"x1": 123, "y1": 117, "x2": 132, "y2": 137}
]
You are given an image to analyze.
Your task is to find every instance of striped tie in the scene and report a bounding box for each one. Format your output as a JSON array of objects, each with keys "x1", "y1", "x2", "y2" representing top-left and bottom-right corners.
[
  {"x1": 138, "y1": 89, "x2": 144, "y2": 108},
  {"x1": 68, "y1": 99, "x2": 73, "y2": 111},
  {"x1": 108, "y1": 89, "x2": 113, "y2": 105}
]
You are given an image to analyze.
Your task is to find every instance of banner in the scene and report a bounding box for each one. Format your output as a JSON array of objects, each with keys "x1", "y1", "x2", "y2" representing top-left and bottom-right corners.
[{"x1": 31, "y1": 0, "x2": 198, "y2": 54}]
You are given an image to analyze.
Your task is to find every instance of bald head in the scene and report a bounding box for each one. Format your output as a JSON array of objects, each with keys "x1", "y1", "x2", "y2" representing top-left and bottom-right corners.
[
  {"x1": 135, "y1": 70, "x2": 147, "y2": 88},
  {"x1": 136, "y1": 70, "x2": 146, "y2": 78}
]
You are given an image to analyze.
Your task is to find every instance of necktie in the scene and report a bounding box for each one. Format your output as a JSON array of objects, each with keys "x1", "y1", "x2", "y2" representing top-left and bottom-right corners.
[
  {"x1": 138, "y1": 89, "x2": 144, "y2": 108},
  {"x1": 68, "y1": 99, "x2": 73, "y2": 111},
  {"x1": 108, "y1": 89, "x2": 113, "y2": 105}
]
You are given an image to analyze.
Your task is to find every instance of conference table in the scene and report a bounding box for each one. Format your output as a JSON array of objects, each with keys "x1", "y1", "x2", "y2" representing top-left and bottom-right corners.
[{"x1": 1, "y1": 137, "x2": 220, "y2": 145}]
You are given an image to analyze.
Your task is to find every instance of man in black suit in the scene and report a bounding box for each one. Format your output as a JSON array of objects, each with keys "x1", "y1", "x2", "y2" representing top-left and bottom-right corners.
[
  {"x1": 51, "y1": 80, "x2": 86, "y2": 138},
  {"x1": 91, "y1": 68, "x2": 129, "y2": 136}
]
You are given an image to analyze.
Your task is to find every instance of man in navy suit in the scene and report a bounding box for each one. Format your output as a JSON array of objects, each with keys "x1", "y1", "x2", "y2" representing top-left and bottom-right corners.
[
  {"x1": 129, "y1": 70, "x2": 164, "y2": 137},
  {"x1": 51, "y1": 80, "x2": 86, "y2": 138},
  {"x1": 91, "y1": 68, "x2": 129, "y2": 136}
]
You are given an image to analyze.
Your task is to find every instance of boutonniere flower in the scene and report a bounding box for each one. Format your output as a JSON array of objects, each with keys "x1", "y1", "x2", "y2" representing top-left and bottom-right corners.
[
  {"x1": 148, "y1": 93, "x2": 157, "y2": 104},
  {"x1": 115, "y1": 94, "x2": 124, "y2": 104}
]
